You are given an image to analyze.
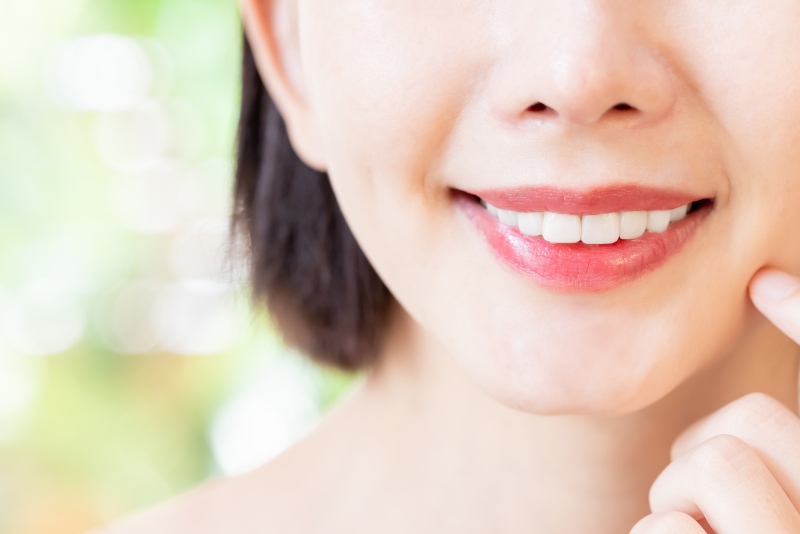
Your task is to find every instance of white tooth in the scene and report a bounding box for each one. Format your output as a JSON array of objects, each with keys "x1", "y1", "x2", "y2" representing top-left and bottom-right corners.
[
  {"x1": 497, "y1": 209, "x2": 519, "y2": 226},
  {"x1": 518, "y1": 212, "x2": 544, "y2": 236},
  {"x1": 581, "y1": 213, "x2": 620, "y2": 245},
  {"x1": 670, "y1": 204, "x2": 689, "y2": 222},
  {"x1": 647, "y1": 210, "x2": 671, "y2": 233},
  {"x1": 486, "y1": 203, "x2": 499, "y2": 216},
  {"x1": 542, "y1": 213, "x2": 582, "y2": 244},
  {"x1": 619, "y1": 211, "x2": 648, "y2": 240}
]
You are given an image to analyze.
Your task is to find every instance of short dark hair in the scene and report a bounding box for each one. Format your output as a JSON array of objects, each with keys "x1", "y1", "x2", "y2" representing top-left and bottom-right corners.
[{"x1": 232, "y1": 36, "x2": 393, "y2": 372}]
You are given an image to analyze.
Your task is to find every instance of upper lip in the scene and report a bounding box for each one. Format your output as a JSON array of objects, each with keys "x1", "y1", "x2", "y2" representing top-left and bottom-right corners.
[{"x1": 465, "y1": 184, "x2": 710, "y2": 215}]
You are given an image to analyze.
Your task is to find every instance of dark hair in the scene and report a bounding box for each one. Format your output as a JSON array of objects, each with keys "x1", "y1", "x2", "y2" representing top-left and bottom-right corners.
[{"x1": 232, "y1": 36, "x2": 393, "y2": 372}]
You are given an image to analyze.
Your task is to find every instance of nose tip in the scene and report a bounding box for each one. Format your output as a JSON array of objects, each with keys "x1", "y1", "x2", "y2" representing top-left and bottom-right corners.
[
  {"x1": 487, "y1": 9, "x2": 679, "y2": 129},
  {"x1": 538, "y1": 52, "x2": 676, "y2": 126}
]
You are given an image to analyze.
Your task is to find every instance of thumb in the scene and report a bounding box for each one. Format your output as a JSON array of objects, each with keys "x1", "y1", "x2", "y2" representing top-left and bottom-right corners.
[{"x1": 749, "y1": 267, "x2": 800, "y2": 344}]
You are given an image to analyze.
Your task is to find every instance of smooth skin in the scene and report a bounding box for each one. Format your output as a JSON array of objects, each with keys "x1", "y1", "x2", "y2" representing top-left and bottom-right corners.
[{"x1": 98, "y1": 1, "x2": 800, "y2": 532}]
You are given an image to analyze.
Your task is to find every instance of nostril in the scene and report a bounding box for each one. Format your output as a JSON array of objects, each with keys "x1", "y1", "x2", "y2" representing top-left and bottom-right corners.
[
  {"x1": 527, "y1": 102, "x2": 549, "y2": 112},
  {"x1": 524, "y1": 102, "x2": 637, "y2": 121}
]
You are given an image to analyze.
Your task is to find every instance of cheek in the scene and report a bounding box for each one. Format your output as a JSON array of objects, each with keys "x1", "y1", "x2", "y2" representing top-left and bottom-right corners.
[
  {"x1": 301, "y1": 0, "x2": 492, "y2": 188},
  {"x1": 299, "y1": 0, "x2": 496, "y2": 300},
  {"x1": 666, "y1": 0, "x2": 800, "y2": 270}
]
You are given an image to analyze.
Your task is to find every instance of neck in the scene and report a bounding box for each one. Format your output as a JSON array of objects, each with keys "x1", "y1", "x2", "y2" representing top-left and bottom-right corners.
[{"x1": 348, "y1": 303, "x2": 800, "y2": 533}]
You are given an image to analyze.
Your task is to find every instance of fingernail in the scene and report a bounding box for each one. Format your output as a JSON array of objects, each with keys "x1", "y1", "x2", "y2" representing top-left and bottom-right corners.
[{"x1": 753, "y1": 270, "x2": 800, "y2": 301}]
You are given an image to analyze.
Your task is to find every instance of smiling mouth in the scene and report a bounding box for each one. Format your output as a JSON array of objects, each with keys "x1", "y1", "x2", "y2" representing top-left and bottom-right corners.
[{"x1": 454, "y1": 186, "x2": 716, "y2": 292}]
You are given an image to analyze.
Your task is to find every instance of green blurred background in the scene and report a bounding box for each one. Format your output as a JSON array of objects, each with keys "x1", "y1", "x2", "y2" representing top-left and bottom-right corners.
[{"x1": 0, "y1": 1, "x2": 356, "y2": 532}]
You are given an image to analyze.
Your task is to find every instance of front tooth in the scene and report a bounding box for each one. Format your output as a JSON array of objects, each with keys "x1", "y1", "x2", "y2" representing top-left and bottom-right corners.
[
  {"x1": 518, "y1": 212, "x2": 544, "y2": 236},
  {"x1": 542, "y1": 213, "x2": 582, "y2": 244},
  {"x1": 581, "y1": 213, "x2": 620, "y2": 245},
  {"x1": 497, "y1": 209, "x2": 519, "y2": 226},
  {"x1": 486, "y1": 203, "x2": 499, "y2": 217},
  {"x1": 619, "y1": 211, "x2": 648, "y2": 239},
  {"x1": 647, "y1": 210, "x2": 671, "y2": 233},
  {"x1": 670, "y1": 204, "x2": 689, "y2": 222}
]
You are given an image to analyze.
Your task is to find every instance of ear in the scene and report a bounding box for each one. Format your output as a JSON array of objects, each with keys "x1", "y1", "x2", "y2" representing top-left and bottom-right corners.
[{"x1": 239, "y1": 0, "x2": 327, "y2": 171}]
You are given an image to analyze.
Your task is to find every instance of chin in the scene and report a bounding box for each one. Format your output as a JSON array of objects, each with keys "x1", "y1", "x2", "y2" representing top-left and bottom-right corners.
[
  {"x1": 446, "y1": 322, "x2": 689, "y2": 417},
  {"x1": 476, "y1": 363, "x2": 675, "y2": 418}
]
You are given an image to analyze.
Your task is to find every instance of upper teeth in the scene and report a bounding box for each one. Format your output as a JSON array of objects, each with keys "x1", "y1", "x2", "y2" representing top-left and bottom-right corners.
[{"x1": 483, "y1": 202, "x2": 690, "y2": 244}]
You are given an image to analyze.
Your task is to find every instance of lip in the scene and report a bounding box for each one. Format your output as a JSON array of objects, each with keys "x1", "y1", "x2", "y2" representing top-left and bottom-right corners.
[
  {"x1": 469, "y1": 184, "x2": 704, "y2": 215},
  {"x1": 455, "y1": 187, "x2": 713, "y2": 292}
]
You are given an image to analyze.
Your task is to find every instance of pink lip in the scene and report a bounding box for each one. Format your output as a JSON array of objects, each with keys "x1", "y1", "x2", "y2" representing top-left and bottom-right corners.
[
  {"x1": 470, "y1": 184, "x2": 703, "y2": 215},
  {"x1": 456, "y1": 188, "x2": 712, "y2": 292}
]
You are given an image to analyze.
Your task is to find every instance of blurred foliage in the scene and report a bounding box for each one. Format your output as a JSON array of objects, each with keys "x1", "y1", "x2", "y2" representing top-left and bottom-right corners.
[{"x1": 0, "y1": 1, "x2": 356, "y2": 532}]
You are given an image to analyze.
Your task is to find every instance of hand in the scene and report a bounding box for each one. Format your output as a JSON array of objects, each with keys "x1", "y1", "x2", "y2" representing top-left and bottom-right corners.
[{"x1": 630, "y1": 267, "x2": 800, "y2": 534}]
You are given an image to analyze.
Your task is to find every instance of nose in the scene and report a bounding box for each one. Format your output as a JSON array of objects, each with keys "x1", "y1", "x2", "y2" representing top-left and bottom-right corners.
[{"x1": 487, "y1": 2, "x2": 678, "y2": 127}]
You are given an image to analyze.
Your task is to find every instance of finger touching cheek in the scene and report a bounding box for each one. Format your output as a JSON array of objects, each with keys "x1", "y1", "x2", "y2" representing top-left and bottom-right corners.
[{"x1": 749, "y1": 267, "x2": 800, "y2": 344}]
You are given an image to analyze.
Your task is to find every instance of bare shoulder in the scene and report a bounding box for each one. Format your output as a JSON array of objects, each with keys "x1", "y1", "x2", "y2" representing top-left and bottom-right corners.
[
  {"x1": 89, "y1": 475, "x2": 241, "y2": 534},
  {"x1": 91, "y1": 389, "x2": 365, "y2": 534}
]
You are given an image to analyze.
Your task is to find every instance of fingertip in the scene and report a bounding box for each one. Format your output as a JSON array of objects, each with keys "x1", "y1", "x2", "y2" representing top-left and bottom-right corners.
[{"x1": 749, "y1": 267, "x2": 800, "y2": 303}]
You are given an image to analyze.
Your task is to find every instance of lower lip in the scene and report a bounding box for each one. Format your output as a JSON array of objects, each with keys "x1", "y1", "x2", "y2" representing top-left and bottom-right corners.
[{"x1": 456, "y1": 194, "x2": 712, "y2": 292}]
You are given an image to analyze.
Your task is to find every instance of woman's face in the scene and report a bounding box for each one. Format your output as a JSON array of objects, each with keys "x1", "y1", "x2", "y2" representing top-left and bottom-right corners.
[{"x1": 282, "y1": 1, "x2": 800, "y2": 414}]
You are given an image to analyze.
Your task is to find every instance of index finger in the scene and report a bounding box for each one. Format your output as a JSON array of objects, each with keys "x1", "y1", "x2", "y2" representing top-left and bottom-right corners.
[{"x1": 749, "y1": 267, "x2": 800, "y2": 344}]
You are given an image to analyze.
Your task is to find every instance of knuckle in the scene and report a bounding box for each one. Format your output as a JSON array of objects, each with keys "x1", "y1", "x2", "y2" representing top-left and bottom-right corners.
[
  {"x1": 688, "y1": 434, "x2": 757, "y2": 487},
  {"x1": 727, "y1": 392, "x2": 794, "y2": 434}
]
